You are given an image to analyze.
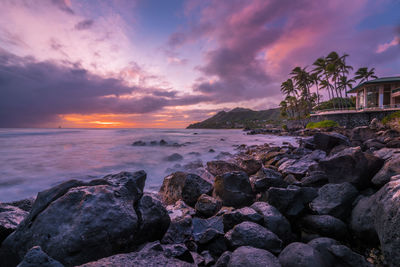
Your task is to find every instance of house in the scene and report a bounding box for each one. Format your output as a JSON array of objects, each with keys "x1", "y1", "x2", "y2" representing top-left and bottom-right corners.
[{"x1": 348, "y1": 76, "x2": 400, "y2": 110}]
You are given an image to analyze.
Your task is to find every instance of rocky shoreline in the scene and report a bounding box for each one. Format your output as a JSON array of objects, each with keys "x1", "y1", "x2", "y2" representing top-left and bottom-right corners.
[{"x1": 1, "y1": 121, "x2": 400, "y2": 266}]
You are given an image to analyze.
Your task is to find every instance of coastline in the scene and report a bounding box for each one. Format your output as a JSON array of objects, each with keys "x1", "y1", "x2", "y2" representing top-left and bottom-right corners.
[{"x1": 0, "y1": 122, "x2": 399, "y2": 266}]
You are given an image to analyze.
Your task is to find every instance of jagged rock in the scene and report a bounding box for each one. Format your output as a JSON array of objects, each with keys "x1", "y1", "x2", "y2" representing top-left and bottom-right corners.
[
  {"x1": 278, "y1": 158, "x2": 317, "y2": 179},
  {"x1": 206, "y1": 161, "x2": 243, "y2": 177},
  {"x1": 165, "y1": 153, "x2": 184, "y2": 161},
  {"x1": 132, "y1": 140, "x2": 146, "y2": 146},
  {"x1": 0, "y1": 204, "x2": 28, "y2": 244},
  {"x1": 351, "y1": 126, "x2": 377, "y2": 144},
  {"x1": 373, "y1": 147, "x2": 400, "y2": 160},
  {"x1": 312, "y1": 132, "x2": 350, "y2": 153},
  {"x1": 250, "y1": 201, "x2": 292, "y2": 244},
  {"x1": 372, "y1": 179, "x2": 400, "y2": 266},
  {"x1": 225, "y1": 221, "x2": 282, "y2": 253},
  {"x1": 300, "y1": 215, "x2": 348, "y2": 241},
  {"x1": 76, "y1": 241, "x2": 193, "y2": 267},
  {"x1": 16, "y1": 246, "x2": 63, "y2": 267},
  {"x1": 228, "y1": 246, "x2": 280, "y2": 267},
  {"x1": 163, "y1": 244, "x2": 194, "y2": 263},
  {"x1": 5, "y1": 197, "x2": 36, "y2": 212},
  {"x1": 370, "y1": 118, "x2": 384, "y2": 130},
  {"x1": 222, "y1": 207, "x2": 263, "y2": 231},
  {"x1": 363, "y1": 139, "x2": 385, "y2": 150},
  {"x1": 318, "y1": 147, "x2": 383, "y2": 189},
  {"x1": 200, "y1": 250, "x2": 215, "y2": 266},
  {"x1": 161, "y1": 215, "x2": 193, "y2": 245},
  {"x1": 249, "y1": 168, "x2": 286, "y2": 192},
  {"x1": 371, "y1": 153, "x2": 400, "y2": 187},
  {"x1": 195, "y1": 194, "x2": 222, "y2": 218},
  {"x1": 159, "y1": 172, "x2": 213, "y2": 207},
  {"x1": 350, "y1": 195, "x2": 379, "y2": 245},
  {"x1": 300, "y1": 171, "x2": 329, "y2": 187},
  {"x1": 278, "y1": 242, "x2": 325, "y2": 267},
  {"x1": 165, "y1": 200, "x2": 195, "y2": 221},
  {"x1": 386, "y1": 138, "x2": 400, "y2": 148},
  {"x1": 310, "y1": 182, "x2": 358, "y2": 220},
  {"x1": 192, "y1": 216, "x2": 224, "y2": 245},
  {"x1": 213, "y1": 171, "x2": 254, "y2": 208},
  {"x1": 0, "y1": 171, "x2": 165, "y2": 267},
  {"x1": 236, "y1": 158, "x2": 262, "y2": 175},
  {"x1": 136, "y1": 193, "x2": 171, "y2": 243},
  {"x1": 267, "y1": 185, "x2": 317, "y2": 217}
]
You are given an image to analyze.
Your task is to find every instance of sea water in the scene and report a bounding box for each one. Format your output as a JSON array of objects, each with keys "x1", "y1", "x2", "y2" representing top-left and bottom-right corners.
[{"x1": 0, "y1": 128, "x2": 297, "y2": 202}]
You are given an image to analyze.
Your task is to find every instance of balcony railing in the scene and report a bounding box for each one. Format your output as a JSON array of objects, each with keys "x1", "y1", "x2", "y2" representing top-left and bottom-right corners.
[{"x1": 311, "y1": 104, "x2": 400, "y2": 115}]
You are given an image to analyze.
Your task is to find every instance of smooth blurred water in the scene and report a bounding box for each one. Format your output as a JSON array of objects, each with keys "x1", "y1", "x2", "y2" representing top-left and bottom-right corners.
[{"x1": 0, "y1": 128, "x2": 296, "y2": 202}]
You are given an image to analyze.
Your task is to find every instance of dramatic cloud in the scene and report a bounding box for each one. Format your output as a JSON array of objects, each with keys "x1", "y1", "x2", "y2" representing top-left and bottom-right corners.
[
  {"x1": 0, "y1": 50, "x2": 209, "y2": 127},
  {"x1": 74, "y1": 19, "x2": 94, "y2": 31}
]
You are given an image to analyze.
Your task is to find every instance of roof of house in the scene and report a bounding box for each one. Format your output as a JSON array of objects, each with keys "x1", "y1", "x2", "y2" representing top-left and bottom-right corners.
[{"x1": 347, "y1": 76, "x2": 400, "y2": 94}]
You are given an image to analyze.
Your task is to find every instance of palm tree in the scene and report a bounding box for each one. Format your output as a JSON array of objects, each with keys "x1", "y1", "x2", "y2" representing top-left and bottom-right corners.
[
  {"x1": 338, "y1": 76, "x2": 355, "y2": 108},
  {"x1": 312, "y1": 57, "x2": 336, "y2": 110},
  {"x1": 310, "y1": 72, "x2": 321, "y2": 106},
  {"x1": 280, "y1": 79, "x2": 296, "y2": 98},
  {"x1": 354, "y1": 67, "x2": 378, "y2": 84},
  {"x1": 326, "y1": 51, "x2": 343, "y2": 109},
  {"x1": 320, "y1": 80, "x2": 334, "y2": 109},
  {"x1": 338, "y1": 53, "x2": 353, "y2": 98},
  {"x1": 290, "y1": 66, "x2": 312, "y2": 112}
]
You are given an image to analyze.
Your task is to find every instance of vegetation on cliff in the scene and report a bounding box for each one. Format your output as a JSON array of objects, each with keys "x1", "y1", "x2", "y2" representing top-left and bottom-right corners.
[{"x1": 186, "y1": 107, "x2": 281, "y2": 129}]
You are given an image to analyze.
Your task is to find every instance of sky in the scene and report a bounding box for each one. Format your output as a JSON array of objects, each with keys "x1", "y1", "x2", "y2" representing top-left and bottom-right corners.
[{"x1": 0, "y1": 0, "x2": 399, "y2": 128}]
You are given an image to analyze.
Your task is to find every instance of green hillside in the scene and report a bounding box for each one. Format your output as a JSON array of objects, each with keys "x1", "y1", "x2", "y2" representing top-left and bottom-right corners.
[{"x1": 186, "y1": 107, "x2": 281, "y2": 129}]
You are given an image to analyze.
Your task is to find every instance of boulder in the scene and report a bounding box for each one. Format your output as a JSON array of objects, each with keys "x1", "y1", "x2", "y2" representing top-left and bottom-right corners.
[
  {"x1": 308, "y1": 237, "x2": 340, "y2": 266},
  {"x1": 228, "y1": 246, "x2": 280, "y2": 267},
  {"x1": 350, "y1": 126, "x2": 377, "y2": 144},
  {"x1": 5, "y1": 197, "x2": 36, "y2": 212},
  {"x1": 236, "y1": 158, "x2": 262, "y2": 175},
  {"x1": 370, "y1": 118, "x2": 384, "y2": 130},
  {"x1": 132, "y1": 140, "x2": 146, "y2": 146},
  {"x1": 312, "y1": 132, "x2": 350, "y2": 153},
  {"x1": 225, "y1": 222, "x2": 282, "y2": 253},
  {"x1": 386, "y1": 138, "x2": 400, "y2": 148},
  {"x1": 328, "y1": 245, "x2": 373, "y2": 267},
  {"x1": 373, "y1": 147, "x2": 400, "y2": 160},
  {"x1": 372, "y1": 179, "x2": 400, "y2": 266},
  {"x1": 310, "y1": 182, "x2": 358, "y2": 220},
  {"x1": 278, "y1": 242, "x2": 325, "y2": 267},
  {"x1": 300, "y1": 215, "x2": 348, "y2": 241},
  {"x1": 213, "y1": 171, "x2": 254, "y2": 208},
  {"x1": 371, "y1": 153, "x2": 400, "y2": 187},
  {"x1": 136, "y1": 193, "x2": 171, "y2": 243},
  {"x1": 16, "y1": 246, "x2": 63, "y2": 267},
  {"x1": 363, "y1": 139, "x2": 385, "y2": 150},
  {"x1": 195, "y1": 194, "x2": 222, "y2": 218},
  {"x1": 163, "y1": 244, "x2": 194, "y2": 263},
  {"x1": 300, "y1": 172, "x2": 329, "y2": 187},
  {"x1": 278, "y1": 158, "x2": 317, "y2": 179},
  {"x1": 192, "y1": 216, "x2": 224, "y2": 245},
  {"x1": 0, "y1": 171, "x2": 167, "y2": 267},
  {"x1": 76, "y1": 241, "x2": 193, "y2": 267},
  {"x1": 318, "y1": 147, "x2": 383, "y2": 189},
  {"x1": 250, "y1": 202, "x2": 292, "y2": 244},
  {"x1": 165, "y1": 153, "x2": 184, "y2": 161},
  {"x1": 349, "y1": 195, "x2": 379, "y2": 245},
  {"x1": 267, "y1": 186, "x2": 317, "y2": 217},
  {"x1": 161, "y1": 215, "x2": 193, "y2": 245},
  {"x1": 250, "y1": 168, "x2": 286, "y2": 192},
  {"x1": 214, "y1": 251, "x2": 231, "y2": 267},
  {"x1": 206, "y1": 161, "x2": 243, "y2": 177},
  {"x1": 159, "y1": 172, "x2": 213, "y2": 207},
  {"x1": 222, "y1": 207, "x2": 263, "y2": 231},
  {"x1": 0, "y1": 204, "x2": 28, "y2": 244}
]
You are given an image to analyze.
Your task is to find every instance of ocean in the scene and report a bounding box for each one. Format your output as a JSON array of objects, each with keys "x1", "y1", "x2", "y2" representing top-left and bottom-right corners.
[{"x1": 0, "y1": 128, "x2": 297, "y2": 202}]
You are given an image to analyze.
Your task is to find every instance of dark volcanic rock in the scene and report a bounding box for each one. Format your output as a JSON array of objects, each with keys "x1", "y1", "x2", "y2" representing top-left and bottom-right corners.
[
  {"x1": 161, "y1": 215, "x2": 193, "y2": 245},
  {"x1": 267, "y1": 186, "x2": 317, "y2": 217},
  {"x1": 16, "y1": 246, "x2": 63, "y2": 267},
  {"x1": 318, "y1": 146, "x2": 383, "y2": 189},
  {"x1": 222, "y1": 207, "x2": 263, "y2": 231},
  {"x1": 0, "y1": 171, "x2": 166, "y2": 267},
  {"x1": 300, "y1": 215, "x2": 348, "y2": 241},
  {"x1": 214, "y1": 251, "x2": 231, "y2": 267},
  {"x1": 308, "y1": 237, "x2": 340, "y2": 266},
  {"x1": 371, "y1": 153, "x2": 400, "y2": 187},
  {"x1": 213, "y1": 171, "x2": 254, "y2": 208},
  {"x1": 0, "y1": 204, "x2": 28, "y2": 244},
  {"x1": 236, "y1": 158, "x2": 262, "y2": 175},
  {"x1": 5, "y1": 197, "x2": 35, "y2": 212},
  {"x1": 225, "y1": 221, "x2": 282, "y2": 253},
  {"x1": 192, "y1": 216, "x2": 224, "y2": 245},
  {"x1": 132, "y1": 140, "x2": 146, "y2": 146},
  {"x1": 206, "y1": 161, "x2": 243, "y2": 177},
  {"x1": 313, "y1": 132, "x2": 350, "y2": 153},
  {"x1": 76, "y1": 241, "x2": 193, "y2": 267},
  {"x1": 350, "y1": 195, "x2": 379, "y2": 245},
  {"x1": 195, "y1": 194, "x2": 222, "y2": 218},
  {"x1": 328, "y1": 245, "x2": 373, "y2": 267},
  {"x1": 165, "y1": 153, "x2": 184, "y2": 161},
  {"x1": 278, "y1": 242, "x2": 325, "y2": 267},
  {"x1": 372, "y1": 179, "x2": 400, "y2": 267},
  {"x1": 350, "y1": 126, "x2": 376, "y2": 144},
  {"x1": 310, "y1": 182, "x2": 358, "y2": 220},
  {"x1": 300, "y1": 171, "x2": 329, "y2": 187},
  {"x1": 228, "y1": 246, "x2": 280, "y2": 267},
  {"x1": 250, "y1": 167, "x2": 286, "y2": 192},
  {"x1": 250, "y1": 201, "x2": 292, "y2": 244},
  {"x1": 136, "y1": 193, "x2": 171, "y2": 243},
  {"x1": 278, "y1": 158, "x2": 317, "y2": 179},
  {"x1": 159, "y1": 172, "x2": 213, "y2": 207}
]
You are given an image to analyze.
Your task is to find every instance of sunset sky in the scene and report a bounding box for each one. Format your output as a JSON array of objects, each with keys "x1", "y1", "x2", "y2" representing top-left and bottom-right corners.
[{"x1": 0, "y1": 0, "x2": 399, "y2": 128}]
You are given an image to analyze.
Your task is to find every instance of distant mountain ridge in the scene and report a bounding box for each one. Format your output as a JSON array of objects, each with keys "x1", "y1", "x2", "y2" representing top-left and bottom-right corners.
[{"x1": 186, "y1": 107, "x2": 281, "y2": 129}]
